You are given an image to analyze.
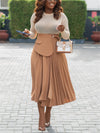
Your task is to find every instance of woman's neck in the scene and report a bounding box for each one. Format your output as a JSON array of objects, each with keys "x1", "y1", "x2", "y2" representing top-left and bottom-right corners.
[{"x1": 44, "y1": 8, "x2": 53, "y2": 14}]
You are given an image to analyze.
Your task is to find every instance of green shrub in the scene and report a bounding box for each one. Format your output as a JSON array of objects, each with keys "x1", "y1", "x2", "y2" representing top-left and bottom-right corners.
[
  {"x1": 62, "y1": 0, "x2": 87, "y2": 39},
  {"x1": 8, "y1": 0, "x2": 35, "y2": 39},
  {"x1": 8, "y1": 0, "x2": 87, "y2": 39}
]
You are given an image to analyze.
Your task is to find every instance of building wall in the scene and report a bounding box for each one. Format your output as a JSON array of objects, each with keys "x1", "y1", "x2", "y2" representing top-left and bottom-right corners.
[
  {"x1": 84, "y1": 0, "x2": 100, "y2": 41},
  {"x1": 0, "y1": 0, "x2": 9, "y2": 10},
  {"x1": 85, "y1": 0, "x2": 100, "y2": 11},
  {"x1": 84, "y1": 11, "x2": 100, "y2": 41}
]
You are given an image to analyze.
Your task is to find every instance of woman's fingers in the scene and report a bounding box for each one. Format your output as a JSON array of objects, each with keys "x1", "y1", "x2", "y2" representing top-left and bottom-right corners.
[
  {"x1": 22, "y1": 29, "x2": 30, "y2": 37},
  {"x1": 24, "y1": 34, "x2": 29, "y2": 37},
  {"x1": 57, "y1": 25, "x2": 65, "y2": 32},
  {"x1": 25, "y1": 28, "x2": 30, "y2": 33}
]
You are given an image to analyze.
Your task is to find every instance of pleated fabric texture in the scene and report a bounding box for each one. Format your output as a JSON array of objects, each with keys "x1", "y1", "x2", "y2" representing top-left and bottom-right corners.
[{"x1": 31, "y1": 33, "x2": 76, "y2": 107}]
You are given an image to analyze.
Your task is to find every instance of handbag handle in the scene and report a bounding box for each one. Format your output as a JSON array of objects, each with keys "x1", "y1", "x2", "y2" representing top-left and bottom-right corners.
[{"x1": 59, "y1": 33, "x2": 72, "y2": 43}]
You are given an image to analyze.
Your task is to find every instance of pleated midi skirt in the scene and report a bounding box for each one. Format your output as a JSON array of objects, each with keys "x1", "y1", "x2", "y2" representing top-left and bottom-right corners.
[{"x1": 31, "y1": 33, "x2": 76, "y2": 107}]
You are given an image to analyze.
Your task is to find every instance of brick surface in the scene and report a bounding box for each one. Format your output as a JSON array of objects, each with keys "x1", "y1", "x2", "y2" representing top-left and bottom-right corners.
[{"x1": 0, "y1": 43, "x2": 100, "y2": 133}]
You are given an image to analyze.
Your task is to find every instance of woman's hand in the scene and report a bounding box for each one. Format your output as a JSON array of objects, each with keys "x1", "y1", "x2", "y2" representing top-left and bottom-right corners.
[
  {"x1": 22, "y1": 28, "x2": 30, "y2": 38},
  {"x1": 56, "y1": 25, "x2": 65, "y2": 32}
]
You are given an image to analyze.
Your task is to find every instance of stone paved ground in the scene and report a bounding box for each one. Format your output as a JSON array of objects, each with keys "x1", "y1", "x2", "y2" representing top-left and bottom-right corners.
[{"x1": 0, "y1": 42, "x2": 100, "y2": 133}]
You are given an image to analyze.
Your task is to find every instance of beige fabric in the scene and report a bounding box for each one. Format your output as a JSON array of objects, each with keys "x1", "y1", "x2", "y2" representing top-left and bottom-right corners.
[
  {"x1": 29, "y1": 12, "x2": 70, "y2": 40},
  {"x1": 31, "y1": 33, "x2": 76, "y2": 107},
  {"x1": 33, "y1": 33, "x2": 60, "y2": 56}
]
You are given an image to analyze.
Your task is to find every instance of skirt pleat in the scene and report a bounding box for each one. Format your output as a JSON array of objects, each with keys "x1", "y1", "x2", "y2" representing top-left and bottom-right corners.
[
  {"x1": 31, "y1": 34, "x2": 76, "y2": 107},
  {"x1": 31, "y1": 49, "x2": 76, "y2": 107}
]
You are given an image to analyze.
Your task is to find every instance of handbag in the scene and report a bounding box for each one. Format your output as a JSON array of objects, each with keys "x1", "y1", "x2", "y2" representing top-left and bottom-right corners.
[{"x1": 56, "y1": 35, "x2": 73, "y2": 53}]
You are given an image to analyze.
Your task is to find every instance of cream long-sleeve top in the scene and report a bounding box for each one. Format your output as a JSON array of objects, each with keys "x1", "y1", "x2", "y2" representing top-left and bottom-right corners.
[{"x1": 28, "y1": 12, "x2": 70, "y2": 40}]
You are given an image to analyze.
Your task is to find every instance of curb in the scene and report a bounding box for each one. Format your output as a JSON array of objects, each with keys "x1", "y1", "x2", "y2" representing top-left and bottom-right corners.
[
  {"x1": 9, "y1": 38, "x2": 85, "y2": 44},
  {"x1": 9, "y1": 38, "x2": 36, "y2": 43}
]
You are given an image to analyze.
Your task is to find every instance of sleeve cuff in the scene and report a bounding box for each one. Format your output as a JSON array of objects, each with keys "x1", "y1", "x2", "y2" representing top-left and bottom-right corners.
[
  {"x1": 61, "y1": 29, "x2": 70, "y2": 40},
  {"x1": 28, "y1": 31, "x2": 35, "y2": 39}
]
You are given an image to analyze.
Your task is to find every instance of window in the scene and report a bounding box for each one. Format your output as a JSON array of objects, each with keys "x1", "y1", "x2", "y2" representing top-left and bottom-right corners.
[{"x1": 0, "y1": 0, "x2": 9, "y2": 10}]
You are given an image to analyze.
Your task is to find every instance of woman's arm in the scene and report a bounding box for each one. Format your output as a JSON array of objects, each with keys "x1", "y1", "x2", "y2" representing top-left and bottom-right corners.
[
  {"x1": 28, "y1": 13, "x2": 37, "y2": 39},
  {"x1": 60, "y1": 13, "x2": 70, "y2": 40}
]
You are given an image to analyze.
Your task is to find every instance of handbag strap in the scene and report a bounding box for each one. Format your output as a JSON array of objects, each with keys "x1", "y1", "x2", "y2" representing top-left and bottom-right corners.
[{"x1": 59, "y1": 33, "x2": 72, "y2": 42}]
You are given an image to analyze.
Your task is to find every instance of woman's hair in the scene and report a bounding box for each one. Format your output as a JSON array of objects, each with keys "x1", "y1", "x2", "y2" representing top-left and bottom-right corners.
[{"x1": 33, "y1": 0, "x2": 63, "y2": 24}]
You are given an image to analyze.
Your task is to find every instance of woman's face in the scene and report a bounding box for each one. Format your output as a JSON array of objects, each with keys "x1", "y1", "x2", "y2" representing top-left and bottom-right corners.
[{"x1": 45, "y1": 0, "x2": 57, "y2": 10}]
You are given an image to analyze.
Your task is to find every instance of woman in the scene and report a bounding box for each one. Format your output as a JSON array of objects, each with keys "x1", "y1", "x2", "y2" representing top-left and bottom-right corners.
[{"x1": 24, "y1": 0, "x2": 76, "y2": 131}]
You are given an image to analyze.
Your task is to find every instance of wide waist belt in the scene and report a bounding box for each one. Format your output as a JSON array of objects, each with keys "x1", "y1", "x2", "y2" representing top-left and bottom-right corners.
[{"x1": 33, "y1": 33, "x2": 60, "y2": 56}]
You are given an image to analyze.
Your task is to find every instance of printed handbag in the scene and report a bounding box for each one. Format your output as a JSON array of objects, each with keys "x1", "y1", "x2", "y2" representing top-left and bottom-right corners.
[{"x1": 56, "y1": 35, "x2": 73, "y2": 53}]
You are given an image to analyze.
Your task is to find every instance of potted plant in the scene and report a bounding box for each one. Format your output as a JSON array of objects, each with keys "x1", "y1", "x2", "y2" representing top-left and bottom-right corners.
[
  {"x1": 88, "y1": 15, "x2": 100, "y2": 42},
  {"x1": 0, "y1": 12, "x2": 9, "y2": 41}
]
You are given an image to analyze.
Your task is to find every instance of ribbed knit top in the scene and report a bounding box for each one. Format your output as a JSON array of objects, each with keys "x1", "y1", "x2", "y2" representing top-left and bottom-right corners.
[{"x1": 29, "y1": 11, "x2": 70, "y2": 40}]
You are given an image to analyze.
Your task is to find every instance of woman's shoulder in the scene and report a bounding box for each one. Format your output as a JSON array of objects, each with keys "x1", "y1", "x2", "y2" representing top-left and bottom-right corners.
[
  {"x1": 31, "y1": 12, "x2": 36, "y2": 19},
  {"x1": 60, "y1": 12, "x2": 68, "y2": 19}
]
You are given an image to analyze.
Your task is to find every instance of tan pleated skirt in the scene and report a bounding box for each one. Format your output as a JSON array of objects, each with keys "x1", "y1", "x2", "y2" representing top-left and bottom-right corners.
[{"x1": 31, "y1": 33, "x2": 76, "y2": 107}]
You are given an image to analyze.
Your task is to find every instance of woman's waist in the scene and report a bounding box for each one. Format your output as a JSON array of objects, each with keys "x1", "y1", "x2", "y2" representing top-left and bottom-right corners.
[{"x1": 37, "y1": 33, "x2": 60, "y2": 40}]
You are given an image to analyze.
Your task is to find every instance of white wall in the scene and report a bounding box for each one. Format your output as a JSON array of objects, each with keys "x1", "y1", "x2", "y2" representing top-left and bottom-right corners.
[
  {"x1": 0, "y1": 0, "x2": 9, "y2": 10},
  {"x1": 85, "y1": 0, "x2": 100, "y2": 10}
]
